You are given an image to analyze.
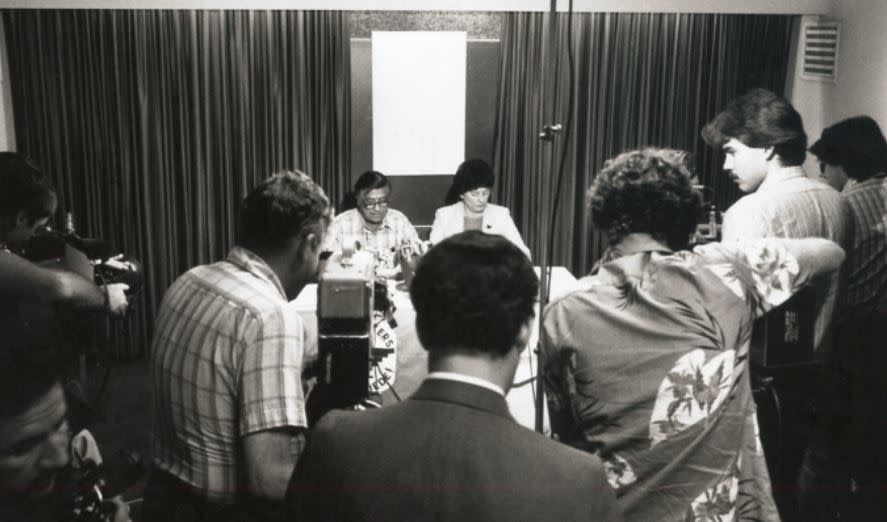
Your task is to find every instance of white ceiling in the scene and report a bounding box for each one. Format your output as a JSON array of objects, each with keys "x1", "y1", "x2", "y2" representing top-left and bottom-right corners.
[{"x1": 0, "y1": 0, "x2": 834, "y2": 15}]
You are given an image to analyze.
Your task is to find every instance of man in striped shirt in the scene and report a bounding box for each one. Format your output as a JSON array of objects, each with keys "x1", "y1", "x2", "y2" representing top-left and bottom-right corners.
[
  {"x1": 144, "y1": 171, "x2": 331, "y2": 521},
  {"x1": 703, "y1": 88, "x2": 851, "y2": 361},
  {"x1": 810, "y1": 116, "x2": 887, "y2": 519},
  {"x1": 703, "y1": 89, "x2": 852, "y2": 522}
]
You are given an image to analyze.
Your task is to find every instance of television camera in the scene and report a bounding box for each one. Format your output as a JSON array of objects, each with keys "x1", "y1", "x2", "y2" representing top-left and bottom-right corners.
[
  {"x1": 57, "y1": 450, "x2": 144, "y2": 522},
  {"x1": 309, "y1": 240, "x2": 422, "y2": 423},
  {"x1": 13, "y1": 215, "x2": 144, "y2": 299}
]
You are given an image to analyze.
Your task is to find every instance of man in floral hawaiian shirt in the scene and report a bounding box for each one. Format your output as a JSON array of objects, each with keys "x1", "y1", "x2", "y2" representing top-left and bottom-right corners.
[{"x1": 542, "y1": 149, "x2": 845, "y2": 521}]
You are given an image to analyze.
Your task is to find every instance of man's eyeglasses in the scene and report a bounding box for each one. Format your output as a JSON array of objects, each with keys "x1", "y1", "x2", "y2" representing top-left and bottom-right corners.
[{"x1": 360, "y1": 198, "x2": 389, "y2": 210}]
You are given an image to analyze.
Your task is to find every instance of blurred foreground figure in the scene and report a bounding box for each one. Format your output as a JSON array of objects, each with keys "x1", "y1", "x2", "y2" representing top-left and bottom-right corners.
[
  {"x1": 0, "y1": 323, "x2": 129, "y2": 522},
  {"x1": 288, "y1": 230, "x2": 621, "y2": 522},
  {"x1": 810, "y1": 116, "x2": 887, "y2": 520}
]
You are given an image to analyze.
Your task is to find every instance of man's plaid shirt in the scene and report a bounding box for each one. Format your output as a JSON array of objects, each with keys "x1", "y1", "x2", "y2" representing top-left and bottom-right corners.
[
  {"x1": 150, "y1": 247, "x2": 310, "y2": 502},
  {"x1": 324, "y1": 208, "x2": 420, "y2": 269}
]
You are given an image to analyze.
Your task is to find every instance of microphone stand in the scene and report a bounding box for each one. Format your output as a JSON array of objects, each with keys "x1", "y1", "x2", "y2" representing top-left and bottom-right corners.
[{"x1": 533, "y1": 0, "x2": 563, "y2": 434}]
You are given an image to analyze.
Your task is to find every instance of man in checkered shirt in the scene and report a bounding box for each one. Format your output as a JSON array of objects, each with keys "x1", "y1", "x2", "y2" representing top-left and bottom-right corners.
[
  {"x1": 144, "y1": 171, "x2": 331, "y2": 521},
  {"x1": 810, "y1": 116, "x2": 887, "y2": 520},
  {"x1": 325, "y1": 170, "x2": 420, "y2": 274}
]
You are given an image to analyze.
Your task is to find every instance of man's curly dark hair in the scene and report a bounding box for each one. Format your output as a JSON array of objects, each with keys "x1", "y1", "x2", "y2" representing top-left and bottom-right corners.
[{"x1": 588, "y1": 148, "x2": 702, "y2": 251}]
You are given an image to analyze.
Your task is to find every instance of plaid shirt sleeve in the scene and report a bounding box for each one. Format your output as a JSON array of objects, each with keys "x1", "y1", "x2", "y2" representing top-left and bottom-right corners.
[{"x1": 239, "y1": 305, "x2": 308, "y2": 435}]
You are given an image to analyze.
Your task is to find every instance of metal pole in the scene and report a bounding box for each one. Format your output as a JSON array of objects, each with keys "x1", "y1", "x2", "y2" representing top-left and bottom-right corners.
[{"x1": 534, "y1": 0, "x2": 560, "y2": 434}]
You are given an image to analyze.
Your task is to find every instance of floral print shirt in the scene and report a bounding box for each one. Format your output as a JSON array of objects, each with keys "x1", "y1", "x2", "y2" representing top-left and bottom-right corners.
[{"x1": 542, "y1": 236, "x2": 814, "y2": 522}]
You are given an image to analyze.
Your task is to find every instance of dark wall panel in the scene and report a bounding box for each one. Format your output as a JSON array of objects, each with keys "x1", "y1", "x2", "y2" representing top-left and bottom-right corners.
[{"x1": 349, "y1": 37, "x2": 501, "y2": 226}]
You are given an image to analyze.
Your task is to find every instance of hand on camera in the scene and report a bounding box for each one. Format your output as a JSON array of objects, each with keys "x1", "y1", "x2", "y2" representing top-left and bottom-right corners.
[
  {"x1": 103, "y1": 283, "x2": 130, "y2": 317},
  {"x1": 104, "y1": 495, "x2": 131, "y2": 522}
]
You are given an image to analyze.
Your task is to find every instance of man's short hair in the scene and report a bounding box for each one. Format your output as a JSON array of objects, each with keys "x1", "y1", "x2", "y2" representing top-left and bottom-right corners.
[
  {"x1": 353, "y1": 170, "x2": 390, "y2": 195},
  {"x1": 444, "y1": 159, "x2": 496, "y2": 205},
  {"x1": 0, "y1": 152, "x2": 56, "y2": 222},
  {"x1": 588, "y1": 148, "x2": 702, "y2": 251},
  {"x1": 810, "y1": 116, "x2": 887, "y2": 182},
  {"x1": 238, "y1": 170, "x2": 330, "y2": 251},
  {"x1": 409, "y1": 230, "x2": 538, "y2": 357},
  {"x1": 0, "y1": 321, "x2": 65, "y2": 420},
  {"x1": 701, "y1": 88, "x2": 807, "y2": 166}
]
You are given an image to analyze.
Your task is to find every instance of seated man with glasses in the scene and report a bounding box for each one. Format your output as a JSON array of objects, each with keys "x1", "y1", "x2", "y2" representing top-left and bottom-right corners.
[{"x1": 325, "y1": 170, "x2": 421, "y2": 276}]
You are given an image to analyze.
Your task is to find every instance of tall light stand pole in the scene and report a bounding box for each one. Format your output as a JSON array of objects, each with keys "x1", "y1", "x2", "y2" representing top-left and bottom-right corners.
[{"x1": 534, "y1": 0, "x2": 562, "y2": 434}]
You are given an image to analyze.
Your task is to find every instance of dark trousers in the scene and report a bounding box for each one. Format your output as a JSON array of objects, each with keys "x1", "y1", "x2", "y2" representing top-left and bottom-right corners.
[
  {"x1": 142, "y1": 468, "x2": 285, "y2": 522},
  {"x1": 797, "y1": 320, "x2": 887, "y2": 521}
]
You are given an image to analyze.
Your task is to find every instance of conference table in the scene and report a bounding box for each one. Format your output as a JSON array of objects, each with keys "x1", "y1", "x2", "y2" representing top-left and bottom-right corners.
[{"x1": 289, "y1": 266, "x2": 580, "y2": 431}]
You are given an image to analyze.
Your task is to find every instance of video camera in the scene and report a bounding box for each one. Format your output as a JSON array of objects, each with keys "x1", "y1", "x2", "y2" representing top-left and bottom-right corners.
[
  {"x1": 315, "y1": 246, "x2": 377, "y2": 410},
  {"x1": 13, "y1": 212, "x2": 144, "y2": 298},
  {"x1": 57, "y1": 450, "x2": 144, "y2": 522}
]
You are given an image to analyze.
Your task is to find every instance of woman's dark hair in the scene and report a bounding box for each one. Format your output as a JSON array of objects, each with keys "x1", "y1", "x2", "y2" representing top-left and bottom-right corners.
[
  {"x1": 810, "y1": 116, "x2": 887, "y2": 182},
  {"x1": 702, "y1": 88, "x2": 808, "y2": 167},
  {"x1": 0, "y1": 152, "x2": 57, "y2": 223},
  {"x1": 410, "y1": 230, "x2": 538, "y2": 357},
  {"x1": 588, "y1": 148, "x2": 702, "y2": 251},
  {"x1": 239, "y1": 170, "x2": 330, "y2": 251},
  {"x1": 444, "y1": 159, "x2": 495, "y2": 205}
]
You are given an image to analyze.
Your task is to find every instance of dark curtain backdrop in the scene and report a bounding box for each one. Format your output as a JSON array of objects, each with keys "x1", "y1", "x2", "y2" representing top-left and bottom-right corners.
[
  {"x1": 494, "y1": 12, "x2": 794, "y2": 275},
  {"x1": 3, "y1": 10, "x2": 351, "y2": 358}
]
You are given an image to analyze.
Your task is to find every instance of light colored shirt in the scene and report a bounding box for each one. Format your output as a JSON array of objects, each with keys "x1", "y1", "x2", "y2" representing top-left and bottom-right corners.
[
  {"x1": 325, "y1": 208, "x2": 420, "y2": 269},
  {"x1": 426, "y1": 371, "x2": 506, "y2": 397},
  {"x1": 840, "y1": 174, "x2": 887, "y2": 320},
  {"x1": 722, "y1": 165, "x2": 851, "y2": 357},
  {"x1": 150, "y1": 246, "x2": 310, "y2": 502}
]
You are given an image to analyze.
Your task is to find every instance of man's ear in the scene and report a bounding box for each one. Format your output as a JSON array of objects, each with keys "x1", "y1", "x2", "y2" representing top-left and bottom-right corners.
[
  {"x1": 302, "y1": 231, "x2": 321, "y2": 254},
  {"x1": 764, "y1": 146, "x2": 777, "y2": 162},
  {"x1": 513, "y1": 319, "x2": 533, "y2": 355}
]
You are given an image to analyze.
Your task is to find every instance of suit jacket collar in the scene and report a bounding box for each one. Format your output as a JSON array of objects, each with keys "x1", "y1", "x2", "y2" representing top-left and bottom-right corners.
[{"x1": 411, "y1": 378, "x2": 514, "y2": 421}]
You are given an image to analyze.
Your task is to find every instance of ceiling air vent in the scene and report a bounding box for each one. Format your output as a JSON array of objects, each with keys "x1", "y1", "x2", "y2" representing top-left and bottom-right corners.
[{"x1": 801, "y1": 19, "x2": 840, "y2": 81}]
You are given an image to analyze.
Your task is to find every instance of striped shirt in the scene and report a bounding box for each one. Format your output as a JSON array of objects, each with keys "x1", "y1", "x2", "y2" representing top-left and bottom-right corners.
[
  {"x1": 150, "y1": 247, "x2": 310, "y2": 502},
  {"x1": 722, "y1": 166, "x2": 851, "y2": 359},
  {"x1": 324, "y1": 208, "x2": 419, "y2": 269},
  {"x1": 840, "y1": 174, "x2": 887, "y2": 320}
]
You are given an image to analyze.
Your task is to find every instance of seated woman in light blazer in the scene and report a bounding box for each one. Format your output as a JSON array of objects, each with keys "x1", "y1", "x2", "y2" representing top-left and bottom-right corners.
[{"x1": 430, "y1": 159, "x2": 531, "y2": 258}]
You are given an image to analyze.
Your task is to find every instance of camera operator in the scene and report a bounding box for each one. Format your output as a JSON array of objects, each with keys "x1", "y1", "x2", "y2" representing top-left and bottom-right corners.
[
  {"x1": 0, "y1": 321, "x2": 130, "y2": 522},
  {"x1": 0, "y1": 152, "x2": 128, "y2": 320}
]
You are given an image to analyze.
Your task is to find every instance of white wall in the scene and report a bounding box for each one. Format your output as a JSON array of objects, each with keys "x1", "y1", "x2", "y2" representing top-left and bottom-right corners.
[
  {"x1": 826, "y1": 0, "x2": 887, "y2": 126},
  {"x1": 787, "y1": 0, "x2": 887, "y2": 163}
]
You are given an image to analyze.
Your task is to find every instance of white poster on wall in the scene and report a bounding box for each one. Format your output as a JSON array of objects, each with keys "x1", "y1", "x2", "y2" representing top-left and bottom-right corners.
[{"x1": 372, "y1": 31, "x2": 466, "y2": 175}]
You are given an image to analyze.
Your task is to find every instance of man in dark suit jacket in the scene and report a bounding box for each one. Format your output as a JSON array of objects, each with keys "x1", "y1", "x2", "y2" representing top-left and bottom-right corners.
[{"x1": 286, "y1": 230, "x2": 621, "y2": 522}]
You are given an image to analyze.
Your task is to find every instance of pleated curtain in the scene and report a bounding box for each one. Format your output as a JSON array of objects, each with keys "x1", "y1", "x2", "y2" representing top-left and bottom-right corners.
[
  {"x1": 493, "y1": 12, "x2": 794, "y2": 274},
  {"x1": 3, "y1": 10, "x2": 351, "y2": 358}
]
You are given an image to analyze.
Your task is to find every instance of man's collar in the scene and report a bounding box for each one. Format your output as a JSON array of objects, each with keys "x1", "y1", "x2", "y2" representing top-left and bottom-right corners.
[
  {"x1": 757, "y1": 165, "x2": 806, "y2": 193},
  {"x1": 843, "y1": 172, "x2": 886, "y2": 193},
  {"x1": 226, "y1": 246, "x2": 287, "y2": 299},
  {"x1": 426, "y1": 371, "x2": 506, "y2": 396},
  {"x1": 411, "y1": 378, "x2": 512, "y2": 420},
  {"x1": 593, "y1": 233, "x2": 671, "y2": 273}
]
